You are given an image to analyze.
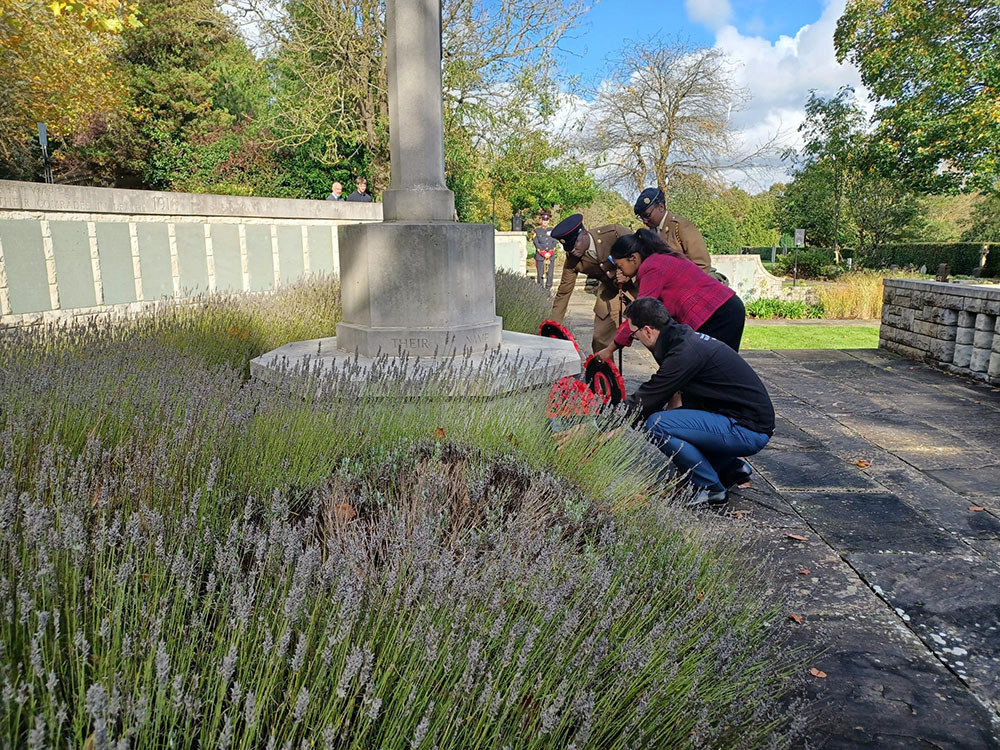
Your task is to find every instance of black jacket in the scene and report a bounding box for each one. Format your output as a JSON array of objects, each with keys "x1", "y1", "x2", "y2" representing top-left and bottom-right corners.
[
  {"x1": 346, "y1": 190, "x2": 373, "y2": 202},
  {"x1": 625, "y1": 320, "x2": 775, "y2": 435}
]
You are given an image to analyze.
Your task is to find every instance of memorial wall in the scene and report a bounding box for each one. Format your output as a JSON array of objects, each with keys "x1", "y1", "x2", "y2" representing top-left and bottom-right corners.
[{"x1": 0, "y1": 180, "x2": 388, "y2": 327}]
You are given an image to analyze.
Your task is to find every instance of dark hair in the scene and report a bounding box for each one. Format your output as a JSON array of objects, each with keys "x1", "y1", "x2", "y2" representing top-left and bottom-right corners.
[
  {"x1": 625, "y1": 297, "x2": 673, "y2": 330},
  {"x1": 609, "y1": 228, "x2": 681, "y2": 261}
]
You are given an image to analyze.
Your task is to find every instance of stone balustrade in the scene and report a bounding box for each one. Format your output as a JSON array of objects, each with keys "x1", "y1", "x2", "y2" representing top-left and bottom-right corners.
[{"x1": 880, "y1": 278, "x2": 1000, "y2": 385}]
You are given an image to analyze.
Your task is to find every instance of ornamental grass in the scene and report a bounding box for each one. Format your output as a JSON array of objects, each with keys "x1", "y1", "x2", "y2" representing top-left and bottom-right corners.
[{"x1": 0, "y1": 274, "x2": 803, "y2": 748}]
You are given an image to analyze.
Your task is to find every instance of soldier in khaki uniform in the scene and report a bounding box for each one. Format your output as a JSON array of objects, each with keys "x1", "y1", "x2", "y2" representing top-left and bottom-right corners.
[
  {"x1": 634, "y1": 187, "x2": 712, "y2": 273},
  {"x1": 549, "y1": 214, "x2": 633, "y2": 353}
]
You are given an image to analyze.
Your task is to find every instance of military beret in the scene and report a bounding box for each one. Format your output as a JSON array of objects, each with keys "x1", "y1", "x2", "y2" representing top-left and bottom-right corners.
[
  {"x1": 551, "y1": 213, "x2": 584, "y2": 249},
  {"x1": 539, "y1": 209, "x2": 551, "y2": 220},
  {"x1": 633, "y1": 187, "x2": 665, "y2": 215}
]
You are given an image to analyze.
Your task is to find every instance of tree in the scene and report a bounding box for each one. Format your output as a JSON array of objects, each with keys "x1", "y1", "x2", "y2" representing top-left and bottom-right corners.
[
  {"x1": 586, "y1": 39, "x2": 772, "y2": 195},
  {"x1": 835, "y1": 0, "x2": 1000, "y2": 192},
  {"x1": 790, "y1": 87, "x2": 867, "y2": 260},
  {"x1": 488, "y1": 131, "x2": 596, "y2": 219},
  {"x1": 846, "y1": 141, "x2": 924, "y2": 250},
  {"x1": 244, "y1": 0, "x2": 587, "y2": 199},
  {"x1": 52, "y1": 0, "x2": 263, "y2": 189},
  {"x1": 0, "y1": 0, "x2": 139, "y2": 173},
  {"x1": 776, "y1": 161, "x2": 853, "y2": 248},
  {"x1": 962, "y1": 195, "x2": 1000, "y2": 242}
]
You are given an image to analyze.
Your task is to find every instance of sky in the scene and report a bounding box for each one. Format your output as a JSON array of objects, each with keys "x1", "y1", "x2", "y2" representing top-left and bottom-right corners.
[{"x1": 552, "y1": 0, "x2": 870, "y2": 192}]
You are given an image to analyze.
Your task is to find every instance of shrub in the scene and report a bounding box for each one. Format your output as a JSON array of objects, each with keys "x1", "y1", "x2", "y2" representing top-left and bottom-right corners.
[
  {"x1": 0, "y1": 297, "x2": 802, "y2": 747},
  {"x1": 745, "y1": 298, "x2": 824, "y2": 319},
  {"x1": 855, "y1": 242, "x2": 985, "y2": 275},
  {"x1": 495, "y1": 269, "x2": 552, "y2": 333},
  {"x1": 774, "y1": 250, "x2": 843, "y2": 280}
]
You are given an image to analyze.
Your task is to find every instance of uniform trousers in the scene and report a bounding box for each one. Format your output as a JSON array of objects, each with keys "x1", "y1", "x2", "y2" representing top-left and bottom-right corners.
[{"x1": 535, "y1": 256, "x2": 555, "y2": 290}]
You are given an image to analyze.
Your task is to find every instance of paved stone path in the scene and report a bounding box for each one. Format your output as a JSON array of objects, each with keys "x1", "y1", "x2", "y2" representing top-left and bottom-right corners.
[{"x1": 557, "y1": 288, "x2": 1000, "y2": 747}]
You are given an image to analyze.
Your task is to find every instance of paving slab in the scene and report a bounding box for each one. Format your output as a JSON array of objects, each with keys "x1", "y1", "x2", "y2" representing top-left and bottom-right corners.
[
  {"x1": 786, "y1": 619, "x2": 1000, "y2": 749},
  {"x1": 750, "y1": 449, "x2": 880, "y2": 492},
  {"x1": 926, "y1": 466, "x2": 1000, "y2": 497},
  {"x1": 786, "y1": 491, "x2": 961, "y2": 554},
  {"x1": 848, "y1": 553, "x2": 1000, "y2": 713}
]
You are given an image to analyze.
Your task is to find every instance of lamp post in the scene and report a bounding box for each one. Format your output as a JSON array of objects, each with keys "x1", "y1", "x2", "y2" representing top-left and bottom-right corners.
[{"x1": 37, "y1": 123, "x2": 53, "y2": 184}]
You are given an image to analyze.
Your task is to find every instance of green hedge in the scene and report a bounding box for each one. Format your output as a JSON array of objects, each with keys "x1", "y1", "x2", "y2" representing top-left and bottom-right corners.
[{"x1": 855, "y1": 243, "x2": 985, "y2": 275}]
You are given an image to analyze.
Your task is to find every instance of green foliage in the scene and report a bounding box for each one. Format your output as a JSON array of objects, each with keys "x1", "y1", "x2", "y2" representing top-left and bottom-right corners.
[
  {"x1": 489, "y1": 130, "x2": 598, "y2": 220},
  {"x1": 835, "y1": 0, "x2": 1000, "y2": 192},
  {"x1": 742, "y1": 325, "x2": 879, "y2": 350},
  {"x1": 961, "y1": 194, "x2": 1000, "y2": 243},
  {"x1": 745, "y1": 298, "x2": 824, "y2": 320},
  {"x1": 774, "y1": 250, "x2": 843, "y2": 280},
  {"x1": 669, "y1": 175, "x2": 779, "y2": 254},
  {"x1": 856, "y1": 243, "x2": 985, "y2": 275},
  {"x1": 778, "y1": 89, "x2": 927, "y2": 253}
]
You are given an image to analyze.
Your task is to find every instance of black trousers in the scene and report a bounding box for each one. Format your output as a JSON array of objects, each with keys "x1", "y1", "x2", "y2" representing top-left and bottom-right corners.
[{"x1": 698, "y1": 294, "x2": 745, "y2": 352}]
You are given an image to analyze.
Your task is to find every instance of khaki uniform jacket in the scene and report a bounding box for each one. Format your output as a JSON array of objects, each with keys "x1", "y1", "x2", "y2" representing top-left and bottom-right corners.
[
  {"x1": 550, "y1": 224, "x2": 632, "y2": 323},
  {"x1": 657, "y1": 211, "x2": 711, "y2": 272}
]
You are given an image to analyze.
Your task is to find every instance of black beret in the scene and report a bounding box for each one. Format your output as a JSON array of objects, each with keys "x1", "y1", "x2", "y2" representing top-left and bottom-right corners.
[
  {"x1": 551, "y1": 213, "x2": 584, "y2": 248},
  {"x1": 633, "y1": 187, "x2": 665, "y2": 215}
]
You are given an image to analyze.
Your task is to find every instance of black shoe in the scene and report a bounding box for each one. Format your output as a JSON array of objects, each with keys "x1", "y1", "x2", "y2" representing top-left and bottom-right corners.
[
  {"x1": 719, "y1": 461, "x2": 752, "y2": 489},
  {"x1": 686, "y1": 488, "x2": 729, "y2": 508}
]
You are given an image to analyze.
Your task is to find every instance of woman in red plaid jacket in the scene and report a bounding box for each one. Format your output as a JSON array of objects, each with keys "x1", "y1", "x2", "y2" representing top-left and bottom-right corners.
[{"x1": 596, "y1": 229, "x2": 745, "y2": 360}]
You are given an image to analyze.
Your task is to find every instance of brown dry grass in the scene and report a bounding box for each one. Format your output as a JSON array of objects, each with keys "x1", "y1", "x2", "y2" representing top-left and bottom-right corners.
[{"x1": 817, "y1": 270, "x2": 923, "y2": 319}]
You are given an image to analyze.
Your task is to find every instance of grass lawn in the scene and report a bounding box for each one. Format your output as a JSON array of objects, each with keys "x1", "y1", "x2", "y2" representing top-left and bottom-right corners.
[{"x1": 742, "y1": 324, "x2": 879, "y2": 350}]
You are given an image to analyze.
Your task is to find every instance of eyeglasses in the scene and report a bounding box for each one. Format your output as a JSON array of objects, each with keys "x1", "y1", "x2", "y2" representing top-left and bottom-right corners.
[
  {"x1": 639, "y1": 205, "x2": 657, "y2": 221},
  {"x1": 628, "y1": 320, "x2": 638, "y2": 333}
]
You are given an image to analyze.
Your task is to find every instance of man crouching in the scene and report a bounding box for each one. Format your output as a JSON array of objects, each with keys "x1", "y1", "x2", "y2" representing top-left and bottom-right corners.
[{"x1": 623, "y1": 297, "x2": 775, "y2": 507}]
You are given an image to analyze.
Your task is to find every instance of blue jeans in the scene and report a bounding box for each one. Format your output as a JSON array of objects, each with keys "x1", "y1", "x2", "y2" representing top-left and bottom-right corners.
[{"x1": 644, "y1": 409, "x2": 771, "y2": 492}]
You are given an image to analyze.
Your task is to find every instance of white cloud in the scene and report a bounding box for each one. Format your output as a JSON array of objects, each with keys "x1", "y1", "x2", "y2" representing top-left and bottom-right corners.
[
  {"x1": 555, "y1": 0, "x2": 872, "y2": 194},
  {"x1": 714, "y1": 0, "x2": 872, "y2": 188},
  {"x1": 685, "y1": 0, "x2": 732, "y2": 31}
]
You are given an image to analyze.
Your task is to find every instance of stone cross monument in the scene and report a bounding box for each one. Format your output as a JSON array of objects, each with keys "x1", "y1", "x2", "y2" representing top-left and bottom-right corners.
[
  {"x1": 334, "y1": 0, "x2": 502, "y2": 358},
  {"x1": 251, "y1": 0, "x2": 578, "y2": 393}
]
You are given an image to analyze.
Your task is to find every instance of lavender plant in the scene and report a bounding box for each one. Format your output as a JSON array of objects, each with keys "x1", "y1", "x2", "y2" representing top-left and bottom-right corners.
[{"x1": 0, "y1": 275, "x2": 802, "y2": 748}]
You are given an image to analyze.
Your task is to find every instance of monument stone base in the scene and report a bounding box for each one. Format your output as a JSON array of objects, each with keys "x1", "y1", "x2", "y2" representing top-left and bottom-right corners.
[
  {"x1": 249, "y1": 331, "x2": 581, "y2": 398},
  {"x1": 337, "y1": 221, "x2": 503, "y2": 358}
]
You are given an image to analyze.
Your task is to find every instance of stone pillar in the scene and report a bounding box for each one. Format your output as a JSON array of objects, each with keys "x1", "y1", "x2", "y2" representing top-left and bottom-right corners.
[
  {"x1": 334, "y1": 0, "x2": 502, "y2": 358},
  {"x1": 381, "y1": 0, "x2": 454, "y2": 223},
  {"x1": 954, "y1": 310, "x2": 976, "y2": 368},
  {"x1": 971, "y1": 313, "x2": 996, "y2": 373}
]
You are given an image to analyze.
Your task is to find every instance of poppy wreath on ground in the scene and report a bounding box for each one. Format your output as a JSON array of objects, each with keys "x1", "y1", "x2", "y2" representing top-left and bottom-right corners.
[
  {"x1": 583, "y1": 355, "x2": 626, "y2": 406},
  {"x1": 538, "y1": 320, "x2": 580, "y2": 354},
  {"x1": 545, "y1": 377, "x2": 603, "y2": 418}
]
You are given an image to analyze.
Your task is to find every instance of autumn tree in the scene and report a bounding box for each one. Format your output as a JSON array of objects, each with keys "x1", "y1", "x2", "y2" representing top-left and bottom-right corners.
[
  {"x1": 835, "y1": 0, "x2": 1000, "y2": 191},
  {"x1": 0, "y1": 0, "x2": 139, "y2": 174},
  {"x1": 586, "y1": 39, "x2": 772, "y2": 196}
]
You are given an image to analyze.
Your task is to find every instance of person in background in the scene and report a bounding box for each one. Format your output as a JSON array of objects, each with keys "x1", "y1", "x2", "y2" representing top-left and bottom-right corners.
[
  {"x1": 532, "y1": 210, "x2": 558, "y2": 290},
  {"x1": 549, "y1": 214, "x2": 632, "y2": 354},
  {"x1": 346, "y1": 177, "x2": 373, "y2": 202},
  {"x1": 634, "y1": 187, "x2": 720, "y2": 278},
  {"x1": 325, "y1": 182, "x2": 343, "y2": 201},
  {"x1": 596, "y1": 229, "x2": 745, "y2": 362},
  {"x1": 622, "y1": 297, "x2": 774, "y2": 507}
]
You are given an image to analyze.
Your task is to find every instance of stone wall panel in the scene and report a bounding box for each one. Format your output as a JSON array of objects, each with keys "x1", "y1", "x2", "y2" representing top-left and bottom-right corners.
[{"x1": 881, "y1": 279, "x2": 1000, "y2": 384}]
